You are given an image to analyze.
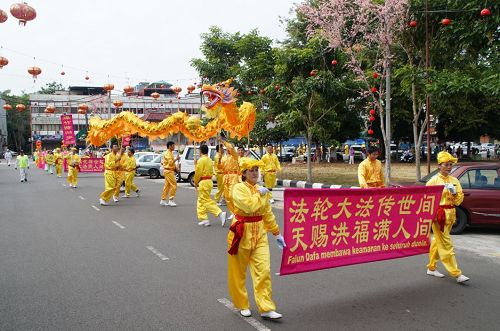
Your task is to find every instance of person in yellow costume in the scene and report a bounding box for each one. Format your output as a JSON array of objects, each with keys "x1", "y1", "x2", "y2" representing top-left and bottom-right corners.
[
  {"x1": 261, "y1": 144, "x2": 281, "y2": 204},
  {"x1": 358, "y1": 146, "x2": 384, "y2": 188},
  {"x1": 160, "y1": 141, "x2": 180, "y2": 207},
  {"x1": 99, "y1": 145, "x2": 122, "y2": 205},
  {"x1": 122, "y1": 148, "x2": 140, "y2": 198},
  {"x1": 214, "y1": 144, "x2": 226, "y2": 206},
  {"x1": 113, "y1": 147, "x2": 127, "y2": 203},
  {"x1": 54, "y1": 148, "x2": 63, "y2": 177},
  {"x1": 219, "y1": 137, "x2": 243, "y2": 219},
  {"x1": 426, "y1": 151, "x2": 469, "y2": 283},
  {"x1": 227, "y1": 157, "x2": 286, "y2": 320},
  {"x1": 45, "y1": 150, "x2": 55, "y2": 175},
  {"x1": 67, "y1": 148, "x2": 81, "y2": 188},
  {"x1": 194, "y1": 144, "x2": 226, "y2": 227}
]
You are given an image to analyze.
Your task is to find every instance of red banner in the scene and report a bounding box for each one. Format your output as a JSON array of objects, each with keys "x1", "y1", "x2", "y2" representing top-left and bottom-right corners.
[
  {"x1": 280, "y1": 186, "x2": 443, "y2": 276},
  {"x1": 79, "y1": 158, "x2": 105, "y2": 172},
  {"x1": 60, "y1": 114, "x2": 76, "y2": 145}
]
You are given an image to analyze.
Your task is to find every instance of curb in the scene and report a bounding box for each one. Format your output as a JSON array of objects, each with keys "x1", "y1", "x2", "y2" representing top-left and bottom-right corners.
[{"x1": 277, "y1": 179, "x2": 359, "y2": 189}]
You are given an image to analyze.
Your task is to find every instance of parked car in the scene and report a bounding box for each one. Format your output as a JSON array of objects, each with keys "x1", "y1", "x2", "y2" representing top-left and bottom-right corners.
[
  {"x1": 393, "y1": 162, "x2": 500, "y2": 234},
  {"x1": 134, "y1": 151, "x2": 156, "y2": 160}
]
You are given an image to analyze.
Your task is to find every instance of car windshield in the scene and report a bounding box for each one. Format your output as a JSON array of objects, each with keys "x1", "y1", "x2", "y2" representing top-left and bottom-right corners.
[{"x1": 418, "y1": 166, "x2": 459, "y2": 183}]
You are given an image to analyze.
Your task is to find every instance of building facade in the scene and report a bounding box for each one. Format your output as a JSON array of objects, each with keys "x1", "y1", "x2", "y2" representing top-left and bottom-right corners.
[{"x1": 0, "y1": 99, "x2": 8, "y2": 150}]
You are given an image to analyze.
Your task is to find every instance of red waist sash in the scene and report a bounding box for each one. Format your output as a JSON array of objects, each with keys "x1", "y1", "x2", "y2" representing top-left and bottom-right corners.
[
  {"x1": 200, "y1": 176, "x2": 212, "y2": 180},
  {"x1": 435, "y1": 205, "x2": 455, "y2": 232},
  {"x1": 228, "y1": 215, "x2": 263, "y2": 255}
]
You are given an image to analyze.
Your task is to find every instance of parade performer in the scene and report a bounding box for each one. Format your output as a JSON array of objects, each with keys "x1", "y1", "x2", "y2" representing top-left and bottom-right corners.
[
  {"x1": 113, "y1": 147, "x2": 127, "y2": 202},
  {"x1": 99, "y1": 145, "x2": 122, "y2": 206},
  {"x1": 214, "y1": 144, "x2": 226, "y2": 205},
  {"x1": 4, "y1": 149, "x2": 13, "y2": 166},
  {"x1": 45, "y1": 150, "x2": 55, "y2": 174},
  {"x1": 15, "y1": 150, "x2": 29, "y2": 182},
  {"x1": 122, "y1": 148, "x2": 140, "y2": 198},
  {"x1": 357, "y1": 146, "x2": 384, "y2": 188},
  {"x1": 67, "y1": 148, "x2": 81, "y2": 188},
  {"x1": 426, "y1": 151, "x2": 469, "y2": 283},
  {"x1": 227, "y1": 157, "x2": 285, "y2": 319},
  {"x1": 54, "y1": 148, "x2": 63, "y2": 177},
  {"x1": 219, "y1": 138, "x2": 242, "y2": 218},
  {"x1": 261, "y1": 144, "x2": 281, "y2": 204},
  {"x1": 194, "y1": 144, "x2": 226, "y2": 227},
  {"x1": 160, "y1": 141, "x2": 179, "y2": 207}
]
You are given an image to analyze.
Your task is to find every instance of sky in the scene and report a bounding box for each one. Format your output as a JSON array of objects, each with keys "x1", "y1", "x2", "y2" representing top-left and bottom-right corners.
[{"x1": 0, "y1": 0, "x2": 297, "y2": 95}]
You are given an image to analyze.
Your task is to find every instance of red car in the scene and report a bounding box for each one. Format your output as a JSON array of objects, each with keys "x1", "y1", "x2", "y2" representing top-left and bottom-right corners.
[{"x1": 393, "y1": 162, "x2": 500, "y2": 234}]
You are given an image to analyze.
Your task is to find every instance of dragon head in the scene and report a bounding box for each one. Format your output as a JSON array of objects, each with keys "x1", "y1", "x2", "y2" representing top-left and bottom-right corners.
[{"x1": 201, "y1": 78, "x2": 238, "y2": 109}]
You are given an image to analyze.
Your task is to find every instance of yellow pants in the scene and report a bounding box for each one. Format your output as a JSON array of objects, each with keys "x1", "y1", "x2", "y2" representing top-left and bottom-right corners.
[
  {"x1": 56, "y1": 164, "x2": 63, "y2": 176},
  {"x1": 100, "y1": 171, "x2": 117, "y2": 201},
  {"x1": 228, "y1": 244, "x2": 276, "y2": 313},
  {"x1": 197, "y1": 179, "x2": 222, "y2": 220},
  {"x1": 223, "y1": 174, "x2": 240, "y2": 214},
  {"x1": 161, "y1": 171, "x2": 177, "y2": 200},
  {"x1": 263, "y1": 172, "x2": 277, "y2": 200},
  {"x1": 114, "y1": 171, "x2": 125, "y2": 197},
  {"x1": 124, "y1": 171, "x2": 138, "y2": 196},
  {"x1": 214, "y1": 173, "x2": 224, "y2": 202},
  {"x1": 67, "y1": 167, "x2": 79, "y2": 186},
  {"x1": 427, "y1": 221, "x2": 462, "y2": 277}
]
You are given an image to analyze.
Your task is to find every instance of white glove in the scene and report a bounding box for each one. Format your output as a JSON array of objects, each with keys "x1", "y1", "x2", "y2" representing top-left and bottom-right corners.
[
  {"x1": 275, "y1": 234, "x2": 286, "y2": 249},
  {"x1": 258, "y1": 187, "x2": 269, "y2": 196},
  {"x1": 445, "y1": 183, "x2": 456, "y2": 194}
]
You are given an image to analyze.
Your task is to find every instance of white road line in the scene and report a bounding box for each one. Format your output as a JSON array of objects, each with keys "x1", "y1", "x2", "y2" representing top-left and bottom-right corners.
[
  {"x1": 146, "y1": 246, "x2": 169, "y2": 261},
  {"x1": 217, "y1": 298, "x2": 271, "y2": 331},
  {"x1": 78, "y1": 195, "x2": 85, "y2": 200},
  {"x1": 91, "y1": 205, "x2": 100, "y2": 211},
  {"x1": 62, "y1": 183, "x2": 67, "y2": 187},
  {"x1": 112, "y1": 221, "x2": 125, "y2": 229}
]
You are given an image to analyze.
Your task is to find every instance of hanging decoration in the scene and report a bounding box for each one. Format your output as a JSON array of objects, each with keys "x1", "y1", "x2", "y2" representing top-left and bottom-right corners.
[
  {"x1": 187, "y1": 85, "x2": 196, "y2": 94},
  {"x1": 3, "y1": 104, "x2": 12, "y2": 111},
  {"x1": 45, "y1": 105, "x2": 56, "y2": 113},
  {"x1": 480, "y1": 8, "x2": 491, "y2": 17},
  {"x1": 123, "y1": 85, "x2": 134, "y2": 95},
  {"x1": 368, "y1": 129, "x2": 374, "y2": 135},
  {"x1": 0, "y1": 9, "x2": 7, "y2": 23},
  {"x1": 151, "y1": 92, "x2": 160, "y2": 99},
  {"x1": 78, "y1": 103, "x2": 88, "y2": 114},
  {"x1": 10, "y1": 2, "x2": 36, "y2": 26},
  {"x1": 16, "y1": 104, "x2": 26, "y2": 112},
  {"x1": 409, "y1": 20, "x2": 417, "y2": 27},
  {"x1": 0, "y1": 56, "x2": 8, "y2": 69},
  {"x1": 441, "y1": 18, "x2": 451, "y2": 26},
  {"x1": 103, "y1": 83, "x2": 114, "y2": 93},
  {"x1": 28, "y1": 66, "x2": 41, "y2": 80}
]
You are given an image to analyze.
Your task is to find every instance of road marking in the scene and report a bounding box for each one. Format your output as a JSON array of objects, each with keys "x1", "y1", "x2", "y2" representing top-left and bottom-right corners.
[
  {"x1": 62, "y1": 183, "x2": 67, "y2": 187},
  {"x1": 146, "y1": 246, "x2": 169, "y2": 261},
  {"x1": 91, "y1": 205, "x2": 100, "y2": 211},
  {"x1": 78, "y1": 195, "x2": 85, "y2": 200},
  {"x1": 112, "y1": 221, "x2": 125, "y2": 229},
  {"x1": 217, "y1": 298, "x2": 271, "y2": 331}
]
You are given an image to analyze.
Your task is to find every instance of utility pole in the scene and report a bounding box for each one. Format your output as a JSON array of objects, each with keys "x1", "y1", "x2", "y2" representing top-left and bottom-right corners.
[{"x1": 425, "y1": 0, "x2": 431, "y2": 174}]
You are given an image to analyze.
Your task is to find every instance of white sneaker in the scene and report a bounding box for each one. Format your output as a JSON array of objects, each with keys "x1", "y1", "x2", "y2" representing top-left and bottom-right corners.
[
  {"x1": 135, "y1": 189, "x2": 140, "y2": 197},
  {"x1": 427, "y1": 269, "x2": 445, "y2": 278},
  {"x1": 270, "y1": 199, "x2": 275, "y2": 204},
  {"x1": 219, "y1": 211, "x2": 227, "y2": 227},
  {"x1": 168, "y1": 200, "x2": 177, "y2": 207},
  {"x1": 113, "y1": 196, "x2": 119, "y2": 203},
  {"x1": 72, "y1": 185, "x2": 77, "y2": 188},
  {"x1": 457, "y1": 274, "x2": 470, "y2": 283},
  {"x1": 99, "y1": 198, "x2": 108, "y2": 206},
  {"x1": 261, "y1": 311, "x2": 282, "y2": 319},
  {"x1": 228, "y1": 214, "x2": 234, "y2": 221},
  {"x1": 160, "y1": 200, "x2": 168, "y2": 206},
  {"x1": 122, "y1": 195, "x2": 130, "y2": 198},
  {"x1": 198, "y1": 220, "x2": 210, "y2": 227},
  {"x1": 240, "y1": 309, "x2": 252, "y2": 317}
]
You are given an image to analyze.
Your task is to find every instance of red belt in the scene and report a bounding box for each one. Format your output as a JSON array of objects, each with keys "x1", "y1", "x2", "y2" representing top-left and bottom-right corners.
[
  {"x1": 266, "y1": 170, "x2": 276, "y2": 173},
  {"x1": 225, "y1": 171, "x2": 239, "y2": 175},
  {"x1": 200, "y1": 176, "x2": 212, "y2": 180},
  {"x1": 228, "y1": 215, "x2": 263, "y2": 255},
  {"x1": 435, "y1": 205, "x2": 455, "y2": 232}
]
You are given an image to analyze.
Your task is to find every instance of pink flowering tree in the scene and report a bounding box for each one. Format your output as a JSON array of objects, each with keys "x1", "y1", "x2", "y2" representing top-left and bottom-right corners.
[{"x1": 300, "y1": 0, "x2": 409, "y2": 184}]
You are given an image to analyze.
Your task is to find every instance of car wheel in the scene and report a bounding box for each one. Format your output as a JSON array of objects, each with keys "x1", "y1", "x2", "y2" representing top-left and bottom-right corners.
[
  {"x1": 451, "y1": 208, "x2": 468, "y2": 234},
  {"x1": 149, "y1": 168, "x2": 160, "y2": 179},
  {"x1": 188, "y1": 173, "x2": 195, "y2": 187}
]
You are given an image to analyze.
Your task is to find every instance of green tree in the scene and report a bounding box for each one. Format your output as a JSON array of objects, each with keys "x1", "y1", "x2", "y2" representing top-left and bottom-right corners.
[
  {"x1": 38, "y1": 82, "x2": 66, "y2": 95},
  {"x1": 1, "y1": 90, "x2": 31, "y2": 153}
]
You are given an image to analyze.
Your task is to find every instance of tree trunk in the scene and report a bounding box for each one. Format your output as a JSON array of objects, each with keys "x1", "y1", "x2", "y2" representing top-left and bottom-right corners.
[
  {"x1": 411, "y1": 81, "x2": 421, "y2": 181},
  {"x1": 384, "y1": 58, "x2": 392, "y2": 185},
  {"x1": 306, "y1": 128, "x2": 313, "y2": 183}
]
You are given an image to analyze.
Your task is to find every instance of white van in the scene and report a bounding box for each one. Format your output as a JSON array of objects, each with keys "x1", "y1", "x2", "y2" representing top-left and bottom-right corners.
[{"x1": 179, "y1": 145, "x2": 260, "y2": 186}]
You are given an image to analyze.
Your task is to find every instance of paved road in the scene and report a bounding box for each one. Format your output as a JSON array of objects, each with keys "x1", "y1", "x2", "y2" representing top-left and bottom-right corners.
[{"x1": 1, "y1": 163, "x2": 499, "y2": 330}]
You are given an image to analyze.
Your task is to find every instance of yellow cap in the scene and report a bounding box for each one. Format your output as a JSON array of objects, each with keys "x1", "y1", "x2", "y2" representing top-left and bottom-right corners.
[
  {"x1": 239, "y1": 157, "x2": 265, "y2": 173},
  {"x1": 437, "y1": 151, "x2": 457, "y2": 164}
]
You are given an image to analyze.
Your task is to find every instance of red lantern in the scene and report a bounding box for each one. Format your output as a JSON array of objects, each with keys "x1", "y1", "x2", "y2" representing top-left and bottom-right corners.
[
  {"x1": 236, "y1": 92, "x2": 241, "y2": 97},
  {"x1": 371, "y1": 87, "x2": 378, "y2": 93},
  {"x1": 259, "y1": 89, "x2": 266, "y2": 95},
  {"x1": 175, "y1": 87, "x2": 182, "y2": 94},
  {"x1": 331, "y1": 60, "x2": 338, "y2": 65},
  {"x1": 248, "y1": 90, "x2": 254, "y2": 95},
  {"x1": 372, "y1": 72, "x2": 379, "y2": 79},
  {"x1": 103, "y1": 83, "x2": 114, "y2": 93},
  {"x1": 60, "y1": 71, "x2": 65, "y2": 76},
  {"x1": 0, "y1": 56, "x2": 8, "y2": 69},
  {"x1": 85, "y1": 76, "x2": 90, "y2": 80},
  {"x1": 309, "y1": 70, "x2": 318, "y2": 77},
  {"x1": 409, "y1": 20, "x2": 417, "y2": 27},
  {"x1": 441, "y1": 18, "x2": 451, "y2": 26},
  {"x1": 187, "y1": 85, "x2": 195, "y2": 93},
  {"x1": 0, "y1": 9, "x2": 8, "y2": 23},
  {"x1": 369, "y1": 116, "x2": 375, "y2": 122},
  {"x1": 480, "y1": 8, "x2": 491, "y2": 17},
  {"x1": 368, "y1": 129, "x2": 374, "y2": 135},
  {"x1": 28, "y1": 66, "x2": 41, "y2": 79},
  {"x1": 3, "y1": 104, "x2": 12, "y2": 111},
  {"x1": 46, "y1": 105, "x2": 56, "y2": 113},
  {"x1": 16, "y1": 104, "x2": 26, "y2": 112},
  {"x1": 151, "y1": 92, "x2": 160, "y2": 99},
  {"x1": 113, "y1": 100, "x2": 123, "y2": 108},
  {"x1": 10, "y1": 2, "x2": 36, "y2": 26},
  {"x1": 78, "y1": 104, "x2": 88, "y2": 113},
  {"x1": 369, "y1": 109, "x2": 375, "y2": 115},
  {"x1": 123, "y1": 85, "x2": 134, "y2": 95},
  {"x1": 274, "y1": 84, "x2": 281, "y2": 91}
]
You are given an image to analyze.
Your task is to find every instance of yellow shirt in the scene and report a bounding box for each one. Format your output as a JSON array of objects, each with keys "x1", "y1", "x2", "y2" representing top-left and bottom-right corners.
[
  {"x1": 117, "y1": 154, "x2": 128, "y2": 172},
  {"x1": 261, "y1": 152, "x2": 281, "y2": 173},
  {"x1": 214, "y1": 152, "x2": 224, "y2": 174},
  {"x1": 194, "y1": 155, "x2": 214, "y2": 184},
  {"x1": 45, "y1": 154, "x2": 55, "y2": 165},
  {"x1": 221, "y1": 141, "x2": 240, "y2": 174},
  {"x1": 104, "y1": 152, "x2": 121, "y2": 173},
  {"x1": 124, "y1": 154, "x2": 137, "y2": 172},
  {"x1": 54, "y1": 153, "x2": 63, "y2": 165},
  {"x1": 358, "y1": 158, "x2": 384, "y2": 188},
  {"x1": 162, "y1": 150, "x2": 176, "y2": 172},
  {"x1": 426, "y1": 173, "x2": 464, "y2": 223},
  {"x1": 68, "y1": 154, "x2": 81, "y2": 167}
]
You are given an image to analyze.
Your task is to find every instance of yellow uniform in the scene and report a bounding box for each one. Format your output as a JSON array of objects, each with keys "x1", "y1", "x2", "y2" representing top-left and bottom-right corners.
[
  {"x1": 261, "y1": 152, "x2": 281, "y2": 200},
  {"x1": 227, "y1": 181, "x2": 280, "y2": 313},
  {"x1": 124, "y1": 155, "x2": 139, "y2": 197},
  {"x1": 100, "y1": 152, "x2": 121, "y2": 201},
  {"x1": 161, "y1": 150, "x2": 177, "y2": 201},
  {"x1": 426, "y1": 173, "x2": 464, "y2": 277},
  {"x1": 114, "y1": 154, "x2": 127, "y2": 198},
  {"x1": 67, "y1": 154, "x2": 81, "y2": 187},
  {"x1": 54, "y1": 152, "x2": 63, "y2": 177},
  {"x1": 194, "y1": 155, "x2": 222, "y2": 221},
  {"x1": 358, "y1": 158, "x2": 384, "y2": 188},
  {"x1": 45, "y1": 153, "x2": 55, "y2": 174},
  {"x1": 214, "y1": 151, "x2": 225, "y2": 203},
  {"x1": 221, "y1": 141, "x2": 240, "y2": 214}
]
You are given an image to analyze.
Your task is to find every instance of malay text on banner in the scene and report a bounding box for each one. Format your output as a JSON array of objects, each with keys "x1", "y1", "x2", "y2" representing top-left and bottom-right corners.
[
  {"x1": 280, "y1": 186, "x2": 443, "y2": 276},
  {"x1": 60, "y1": 114, "x2": 76, "y2": 145}
]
